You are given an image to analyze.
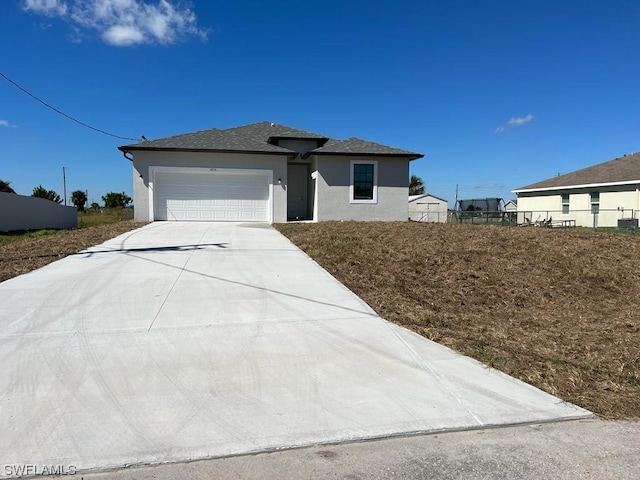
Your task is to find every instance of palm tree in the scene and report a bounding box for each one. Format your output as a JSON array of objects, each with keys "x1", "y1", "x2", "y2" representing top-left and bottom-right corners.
[
  {"x1": 32, "y1": 185, "x2": 62, "y2": 203},
  {"x1": 0, "y1": 179, "x2": 16, "y2": 193},
  {"x1": 71, "y1": 190, "x2": 88, "y2": 211},
  {"x1": 409, "y1": 174, "x2": 425, "y2": 195}
]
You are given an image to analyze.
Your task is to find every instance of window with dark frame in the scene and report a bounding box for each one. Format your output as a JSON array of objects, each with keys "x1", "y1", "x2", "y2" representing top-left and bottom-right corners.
[
  {"x1": 353, "y1": 163, "x2": 374, "y2": 200},
  {"x1": 561, "y1": 193, "x2": 569, "y2": 214},
  {"x1": 590, "y1": 192, "x2": 600, "y2": 214}
]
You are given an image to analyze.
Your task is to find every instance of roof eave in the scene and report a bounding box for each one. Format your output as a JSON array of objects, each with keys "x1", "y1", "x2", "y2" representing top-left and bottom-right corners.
[
  {"x1": 268, "y1": 135, "x2": 329, "y2": 142},
  {"x1": 117, "y1": 146, "x2": 296, "y2": 157},
  {"x1": 303, "y1": 151, "x2": 423, "y2": 160},
  {"x1": 513, "y1": 179, "x2": 640, "y2": 194}
]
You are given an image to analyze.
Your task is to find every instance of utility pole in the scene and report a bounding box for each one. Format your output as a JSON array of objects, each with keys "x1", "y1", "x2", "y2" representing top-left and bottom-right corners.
[
  {"x1": 454, "y1": 184, "x2": 459, "y2": 207},
  {"x1": 62, "y1": 167, "x2": 67, "y2": 206}
]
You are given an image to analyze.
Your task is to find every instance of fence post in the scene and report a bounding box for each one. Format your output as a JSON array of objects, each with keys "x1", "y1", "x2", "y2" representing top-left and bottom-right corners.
[{"x1": 592, "y1": 212, "x2": 598, "y2": 232}]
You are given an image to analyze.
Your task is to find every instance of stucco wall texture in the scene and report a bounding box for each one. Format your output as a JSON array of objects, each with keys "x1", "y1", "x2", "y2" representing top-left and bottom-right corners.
[{"x1": 0, "y1": 192, "x2": 77, "y2": 232}]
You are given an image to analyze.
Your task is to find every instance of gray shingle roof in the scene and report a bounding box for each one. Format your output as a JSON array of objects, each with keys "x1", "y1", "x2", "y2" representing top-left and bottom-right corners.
[
  {"x1": 119, "y1": 122, "x2": 299, "y2": 154},
  {"x1": 118, "y1": 121, "x2": 423, "y2": 159},
  {"x1": 309, "y1": 137, "x2": 423, "y2": 159},
  {"x1": 514, "y1": 152, "x2": 640, "y2": 192}
]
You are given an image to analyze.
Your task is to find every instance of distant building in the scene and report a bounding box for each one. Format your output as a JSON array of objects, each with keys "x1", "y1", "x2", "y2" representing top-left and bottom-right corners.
[
  {"x1": 504, "y1": 199, "x2": 517, "y2": 223},
  {"x1": 513, "y1": 152, "x2": 640, "y2": 227},
  {"x1": 504, "y1": 199, "x2": 517, "y2": 212},
  {"x1": 408, "y1": 193, "x2": 448, "y2": 223}
]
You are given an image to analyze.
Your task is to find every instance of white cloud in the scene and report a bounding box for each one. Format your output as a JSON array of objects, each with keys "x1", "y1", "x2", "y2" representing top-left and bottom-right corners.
[
  {"x1": 0, "y1": 119, "x2": 18, "y2": 128},
  {"x1": 507, "y1": 113, "x2": 534, "y2": 127},
  {"x1": 495, "y1": 113, "x2": 535, "y2": 134},
  {"x1": 103, "y1": 24, "x2": 145, "y2": 45},
  {"x1": 23, "y1": 0, "x2": 68, "y2": 16},
  {"x1": 22, "y1": 0, "x2": 207, "y2": 46}
]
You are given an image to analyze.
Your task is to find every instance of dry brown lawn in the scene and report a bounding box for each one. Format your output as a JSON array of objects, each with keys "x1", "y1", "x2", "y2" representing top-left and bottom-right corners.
[
  {"x1": 0, "y1": 221, "x2": 145, "y2": 283},
  {"x1": 275, "y1": 222, "x2": 640, "y2": 419}
]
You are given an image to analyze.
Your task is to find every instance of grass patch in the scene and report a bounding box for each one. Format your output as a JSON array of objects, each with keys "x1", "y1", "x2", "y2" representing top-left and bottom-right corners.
[
  {"x1": 78, "y1": 208, "x2": 133, "y2": 227},
  {"x1": 0, "y1": 221, "x2": 145, "y2": 283},
  {"x1": 0, "y1": 229, "x2": 59, "y2": 245},
  {"x1": 275, "y1": 221, "x2": 640, "y2": 419},
  {"x1": 0, "y1": 209, "x2": 134, "y2": 246}
]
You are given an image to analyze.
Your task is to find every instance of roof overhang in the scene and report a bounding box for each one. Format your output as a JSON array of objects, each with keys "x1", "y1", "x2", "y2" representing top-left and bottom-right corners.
[
  {"x1": 301, "y1": 151, "x2": 424, "y2": 160},
  {"x1": 117, "y1": 146, "x2": 297, "y2": 159},
  {"x1": 409, "y1": 193, "x2": 447, "y2": 203},
  {"x1": 267, "y1": 136, "x2": 329, "y2": 147},
  {"x1": 513, "y1": 179, "x2": 640, "y2": 194}
]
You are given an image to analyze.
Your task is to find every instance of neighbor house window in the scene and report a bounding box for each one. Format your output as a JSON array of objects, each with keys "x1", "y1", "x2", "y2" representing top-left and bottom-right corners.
[
  {"x1": 561, "y1": 193, "x2": 569, "y2": 214},
  {"x1": 350, "y1": 160, "x2": 378, "y2": 203},
  {"x1": 590, "y1": 192, "x2": 600, "y2": 214}
]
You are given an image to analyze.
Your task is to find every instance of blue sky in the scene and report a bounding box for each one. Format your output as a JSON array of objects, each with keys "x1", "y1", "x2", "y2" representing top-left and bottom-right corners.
[{"x1": 1, "y1": 0, "x2": 639, "y2": 207}]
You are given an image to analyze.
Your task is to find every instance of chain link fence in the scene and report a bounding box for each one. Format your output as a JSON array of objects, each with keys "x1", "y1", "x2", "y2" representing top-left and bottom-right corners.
[
  {"x1": 446, "y1": 208, "x2": 638, "y2": 231},
  {"x1": 516, "y1": 208, "x2": 638, "y2": 230}
]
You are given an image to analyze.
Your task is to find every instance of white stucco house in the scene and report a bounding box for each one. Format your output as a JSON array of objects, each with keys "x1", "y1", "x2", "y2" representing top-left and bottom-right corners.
[
  {"x1": 118, "y1": 122, "x2": 423, "y2": 223},
  {"x1": 513, "y1": 152, "x2": 640, "y2": 227},
  {"x1": 408, "y1": 193, "x2": 448, "y2": 223}
]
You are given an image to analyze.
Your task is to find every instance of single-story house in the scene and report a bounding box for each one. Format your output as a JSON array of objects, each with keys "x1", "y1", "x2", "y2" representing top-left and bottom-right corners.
[
  {"x1": 408, "y1": 193, "x2": 448, "y2": 223},
  {"x1": 503, "y1": 199, "x2": 517, "y2": 223},
  {"x1": 504, "y1": 199, "x2": 517, "y2": 212},
  {"x1": 118, "y1": 122, "x2": 423, "y2": 223},
  {"x1": 513, "y1": 152, "x2": 640, "y2": 227}
]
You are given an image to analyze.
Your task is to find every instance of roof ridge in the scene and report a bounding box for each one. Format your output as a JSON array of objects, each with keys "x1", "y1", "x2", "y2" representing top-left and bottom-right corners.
[{"x1": 515, "y1": 151, "x2": 640, "y2": 191}]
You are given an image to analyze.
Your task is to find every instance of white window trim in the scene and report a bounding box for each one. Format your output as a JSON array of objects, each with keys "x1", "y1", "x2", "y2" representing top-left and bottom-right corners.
[
  {"x1": 349, "y1": 160, "x2": 378, "y2": 204},
  {"x1": 148, "y1": 166, "x2": 274, "y2": 222}
]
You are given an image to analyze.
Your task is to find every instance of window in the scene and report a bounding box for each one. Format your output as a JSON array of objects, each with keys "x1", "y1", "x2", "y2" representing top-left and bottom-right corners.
[
  {"x1": 590, "y1": 192, "x2": 600, "y2": 214},
  {"x1": 561, "y1": 193, "x2": 569, "y2": 214},
  {"x1": 350, "y1": 160, "x2": 378, "y2": 203}
]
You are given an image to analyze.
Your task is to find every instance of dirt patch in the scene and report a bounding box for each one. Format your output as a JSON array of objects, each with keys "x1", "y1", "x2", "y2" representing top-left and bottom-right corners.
[
  {"x1": 0, "y1": 221, "x2": 146, "y2": 283},
  {"x1": 275, "y1": 222, "x2": 640, "y2": 419}
]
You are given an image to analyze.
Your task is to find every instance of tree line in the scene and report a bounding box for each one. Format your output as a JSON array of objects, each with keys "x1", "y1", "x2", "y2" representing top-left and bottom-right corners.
[{"x1": 0, "y1": 179, "x2": 131, "y2": 211}]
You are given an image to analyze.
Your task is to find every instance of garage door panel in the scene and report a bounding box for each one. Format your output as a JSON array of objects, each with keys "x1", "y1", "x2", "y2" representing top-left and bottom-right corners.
[{"x1": 154, "y1": 170, "x2": 270, "y2": 222}]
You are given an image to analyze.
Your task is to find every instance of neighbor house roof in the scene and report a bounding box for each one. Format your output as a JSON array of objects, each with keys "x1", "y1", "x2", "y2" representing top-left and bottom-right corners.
[
  {"x1": 513, "y1": 152, "x2": 640, "y2": 193},
  {"x1": 118, "y1": 121, "x2": 423, "y2": 160},
  {"x1": 408, "y1": 193, "x2": 448, "y2": 203}
]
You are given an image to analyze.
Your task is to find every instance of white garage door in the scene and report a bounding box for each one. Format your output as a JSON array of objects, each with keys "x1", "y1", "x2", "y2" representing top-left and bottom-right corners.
[{"x1": 153, "y1": 170, "x2": 270, "y2": 222}]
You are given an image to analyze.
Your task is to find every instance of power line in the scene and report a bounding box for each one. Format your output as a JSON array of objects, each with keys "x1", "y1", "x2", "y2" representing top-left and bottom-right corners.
[{"x1": 0, "y1": 71, "x2": 139, "y2": 142}]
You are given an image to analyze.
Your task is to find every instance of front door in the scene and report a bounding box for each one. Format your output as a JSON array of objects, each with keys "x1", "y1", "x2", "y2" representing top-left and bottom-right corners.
[{"x1": 287, "y1": 164, "x2": 308, "y2": 220}]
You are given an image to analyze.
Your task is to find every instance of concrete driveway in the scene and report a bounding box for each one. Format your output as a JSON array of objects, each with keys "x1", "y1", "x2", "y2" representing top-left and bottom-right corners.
[{"x1": 0, "y1": 222, "x2": 591, "y2": 477}]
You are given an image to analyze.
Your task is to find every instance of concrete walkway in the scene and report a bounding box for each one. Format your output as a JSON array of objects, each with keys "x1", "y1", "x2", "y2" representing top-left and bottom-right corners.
[{"x1": 0, "y1": 223, "x2": 591, "y2": 477}]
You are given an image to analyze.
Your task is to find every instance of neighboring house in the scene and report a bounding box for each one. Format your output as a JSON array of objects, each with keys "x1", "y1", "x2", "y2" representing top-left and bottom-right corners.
[
  {"x1": 504, "y1": 199, "x2": 517, "y2": 212},
  {"x1": 504, "y1": 199, "x2": 517, "y2": 223},
  {"x1": 118, "y1": 122, "x2": 423, "y2": 223},
  {"x1": 408, "y1": 193, "x2": 448, "y2": 223},
  {"x1": 513, "y1": 152, "x2": 640, "y2": 227}
]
